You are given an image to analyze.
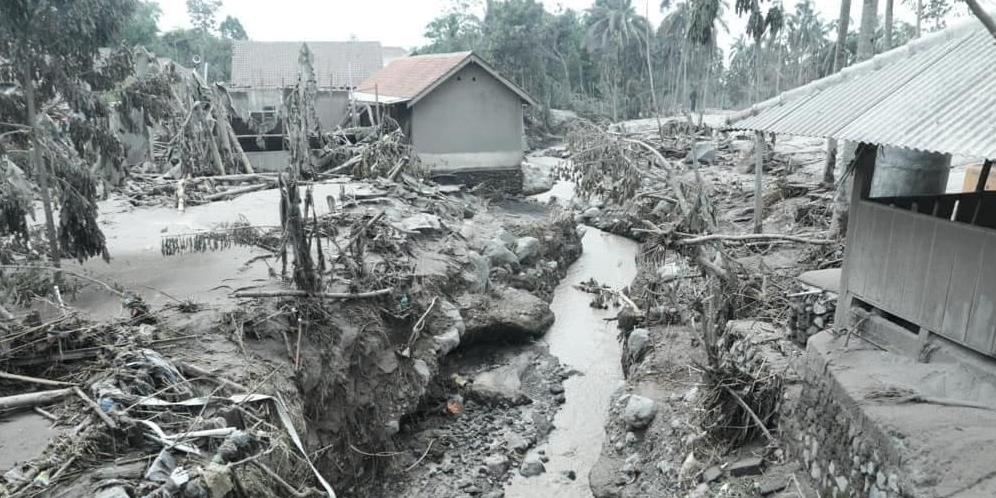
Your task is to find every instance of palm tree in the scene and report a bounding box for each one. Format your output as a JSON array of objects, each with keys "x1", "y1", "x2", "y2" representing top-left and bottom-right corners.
[
  {"x1": 585, "y1": 0, "x2": 649, "y2": 53},
  {"x1": 823, "y1": 0, "x2": 852, "y2": 185},
  {"x1": 884, "y1": 0, "x2": 894, "y2": 48},
  {"x1": 857, "y1": 0, "x2": 879, "y2": 61},
  {"x1": 585, "y1": 0, "x2": 650, "y2": 119}
]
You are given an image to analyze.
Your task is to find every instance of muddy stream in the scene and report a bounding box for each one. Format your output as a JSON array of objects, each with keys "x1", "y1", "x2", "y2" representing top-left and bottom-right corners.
[{"x1": 506, "y1": 182, "x2": 639, "y2": 497}]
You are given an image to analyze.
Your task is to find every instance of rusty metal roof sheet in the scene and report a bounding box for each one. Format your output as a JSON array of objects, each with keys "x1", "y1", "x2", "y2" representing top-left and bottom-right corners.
[
  {"x1": 356, "y1": 51, "x2": 536, "y2": 107},
  {"x1": 230, "y1": 41, "x2": 383, "y2": 89},
  {"x1": 727, "y1": 19, "x2": 996, "y2": 158},
  {"x1": 356, "y1": 52, "x2": 472, "y2": 102}
]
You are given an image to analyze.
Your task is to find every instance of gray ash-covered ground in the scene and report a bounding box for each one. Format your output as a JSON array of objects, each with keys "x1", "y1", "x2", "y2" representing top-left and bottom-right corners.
[{"x1": 0, "y1": 171, "x2": 584, "y2": 498}]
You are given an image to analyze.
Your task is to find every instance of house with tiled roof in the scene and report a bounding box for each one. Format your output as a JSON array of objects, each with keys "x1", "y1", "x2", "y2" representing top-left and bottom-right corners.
[
  {"x1": 228, "y1": 40, "x2": 383, "y2": 137},
  {"x1": 355, "y1": 51, "x2": 536, "y2": 188}
]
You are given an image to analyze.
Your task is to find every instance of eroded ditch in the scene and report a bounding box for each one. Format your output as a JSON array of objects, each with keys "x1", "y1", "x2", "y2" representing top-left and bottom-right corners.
[{"x1": 361, "y1": 221, "x2": 639, "y2": 498}]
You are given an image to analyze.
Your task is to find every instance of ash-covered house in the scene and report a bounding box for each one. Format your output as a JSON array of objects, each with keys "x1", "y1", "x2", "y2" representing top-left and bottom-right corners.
[
  {"x1": 228, "y1": 41, "x2": 385, "y2": 169},
  {"x1": 354, "y1": 51, "x2": 536, "y2": 189},
  {"x1": 727, "y1": 14, "x2": 996, "y2": 498}
]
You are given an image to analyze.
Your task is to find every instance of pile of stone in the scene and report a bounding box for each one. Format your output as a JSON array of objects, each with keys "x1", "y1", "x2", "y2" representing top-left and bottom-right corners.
[{"x1": 787, "y1": 289, "x2": 837, "y2": 345}]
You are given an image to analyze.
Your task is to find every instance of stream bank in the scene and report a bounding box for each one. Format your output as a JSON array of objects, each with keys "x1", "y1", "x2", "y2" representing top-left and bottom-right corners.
[{"x1": 0, "y1": 175, "x2": 587, "y2": 497}]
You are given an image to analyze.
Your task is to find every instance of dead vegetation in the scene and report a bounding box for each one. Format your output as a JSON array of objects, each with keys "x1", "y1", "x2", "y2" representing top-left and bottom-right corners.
[{"x1": 565, "y1": 118, "x2": 838, "y2": 451}]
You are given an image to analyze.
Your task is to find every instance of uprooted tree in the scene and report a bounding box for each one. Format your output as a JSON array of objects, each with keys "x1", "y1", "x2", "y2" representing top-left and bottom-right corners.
[
  {"x1": 118, "y1": 47, "x2": 254, "y2": 177},
  {"x1": 280, "y1": 43, "x2": 320, "y2": 291},
  {"x1": 0, "y1": 0, "x2": 139, "y2": 282}
]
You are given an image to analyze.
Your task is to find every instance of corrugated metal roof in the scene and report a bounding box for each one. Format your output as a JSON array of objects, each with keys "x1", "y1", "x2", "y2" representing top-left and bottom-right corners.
[
  {"x1": 230, "y1": 41, "x2": 383, "y2": 89},
  {"x1": 727, "y1": 19, "x2": 996, "y2": 158}
]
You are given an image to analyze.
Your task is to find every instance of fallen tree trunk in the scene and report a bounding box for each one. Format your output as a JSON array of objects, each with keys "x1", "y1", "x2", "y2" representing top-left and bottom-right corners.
[
  {"x1": 0, "y1": 388, "x2": 73, "y2": 411},
  {"x1": 191, "y1": 173, "x2": 277, "y2": 183},
  {"x1": 676, "y1": 233, "x2": 836, "y2": 246},
  {"x1": 0, "y1": 371, "x2": 76, "y2": 387},
  {"x1": 203, "y1": 183, "x2": 271, "y2": 202},
  {"x1": 233, "y1": 288, "x2": 393, "y2": 299}
]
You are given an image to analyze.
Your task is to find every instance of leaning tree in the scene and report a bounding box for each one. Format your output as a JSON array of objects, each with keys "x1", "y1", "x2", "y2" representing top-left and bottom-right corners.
[{"x1": 0, "y1": 0, "x2": 137, "y2": 283}]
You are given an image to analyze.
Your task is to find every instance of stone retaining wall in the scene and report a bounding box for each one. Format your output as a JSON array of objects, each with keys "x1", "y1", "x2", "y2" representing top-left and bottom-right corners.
[
  {"x1": 724, "y1": 323, "x2": 909, "y2": 498},
  {"x1": 782, "y1": 339, "x2": 907, "y2": 498},
  {"x1": 432, "y1": 167, "x2": 523, "y2": 193}
]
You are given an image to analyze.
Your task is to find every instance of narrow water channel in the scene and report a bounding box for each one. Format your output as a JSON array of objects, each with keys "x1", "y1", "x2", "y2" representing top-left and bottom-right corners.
[{"x1": 505, "y1": 208, "x2": 639, "y2": 497}]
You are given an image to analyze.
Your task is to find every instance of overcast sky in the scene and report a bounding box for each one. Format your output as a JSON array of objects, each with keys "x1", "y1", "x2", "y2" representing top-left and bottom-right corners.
[{"x1": 153, "y1": 0, "x2": 971, "y2": 51}]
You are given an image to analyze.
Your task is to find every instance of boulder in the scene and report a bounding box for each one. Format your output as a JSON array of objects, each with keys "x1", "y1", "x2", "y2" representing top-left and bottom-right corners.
[
  {"x1": 728, "y1": 456, "x2": 764, "y2": 477},
  {"x1": 626, "y1": 328, "x2": 650, "y2": 359},
  {"x1": 484, "y1": 454, "x2": 511, "y2": 476},
  {"x1": 412, "y1": 359, "x2": 431, "y2": 384},
  {"x1": 459, "y1": 287, "x2": 555, "y2": 344},
  {"x1": 621, "y1": 395, "x2": 657, "y2": 430},
  {"x1": 395, "y1": 212, "x2": 442, "y2": 232},
  {"x1": 467, "y1": 357, "x2": 532, "y2": 406},
  {"x1": 428, "y1": 299, "x2": 465, "y2": 336},
  {"x1": 581, "y1": 207, "x2": 601, "y2": 220},
  {"x1": 494, "y1": 229, "x2": 517, "y2": 247},
  {"x1": 466, "y1": 251, "x2": 491, "y2": 293},
  {"x1": 520, "y1": 453, "x2": 546, "y2": 477},
  {"x1": 514, "y1": 236, "x2": 541, "y2": 263},
  {"x1": 433, "y1": 328, "x2": 461, "y2": 356},
  {"x1": 485, "y1": 240, "x2": 519, "y2": 268},
  {"x1": 692, "y1": 141, "x2": 717, "y2": 164},
  {"x1": 522, "y1": 160, "x2": 556, "y2": 195},
  {"x1": 95, "y1": 487, "x2": 131, "y2": 498}
]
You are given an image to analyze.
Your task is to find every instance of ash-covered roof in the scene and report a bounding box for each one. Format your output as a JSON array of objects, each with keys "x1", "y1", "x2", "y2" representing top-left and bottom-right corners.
[
  {"x1": 230, "y1": 41, "x2": 383, "y2": 89},
  {"x1": 355, "y1": 51, "x2": 536, "y2": 107},
  {"x1": 726, "y1": 17, "x2": 996, "y2": 159}
]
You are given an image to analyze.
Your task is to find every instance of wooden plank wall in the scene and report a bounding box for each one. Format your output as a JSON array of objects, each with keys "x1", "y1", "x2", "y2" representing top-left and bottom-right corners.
[{"x1": 846, "y1": 200, "x2": 996, "y2": 356}]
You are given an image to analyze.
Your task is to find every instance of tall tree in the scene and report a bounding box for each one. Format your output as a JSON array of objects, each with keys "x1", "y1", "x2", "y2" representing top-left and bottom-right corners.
[
  {"x1": 119, "y1": 0, "x2": 162, "y2": 47},
  {"x1": 0, "y1": 0, "x2": 137, "y2": 278},
  {"x1": 884, "y1": 0, "x2": 894, "y2": 48},
  {"x1": 585, "y1": 0, "x2": 650, "y2": 119},
  {"x1": 823, "y1": 0, "x2": 852, "y2": 185},
  {"x1": 219, "y1": 15, "x2": 248, "y2": 40},
  {"x1": 585, "y1": 0, "x2": 648, "y2": 52},
  {"x1": 187, "y1": 0, "x2": 222, "y2": 33},
  {"x1": 857, "y1": 0, "x2": 878, "y2": 61}
]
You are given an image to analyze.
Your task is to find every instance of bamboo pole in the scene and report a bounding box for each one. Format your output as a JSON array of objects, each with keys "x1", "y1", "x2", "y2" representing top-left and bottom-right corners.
[{"x1": 753, "y1": 131, "x2": 765, "y2": 234}]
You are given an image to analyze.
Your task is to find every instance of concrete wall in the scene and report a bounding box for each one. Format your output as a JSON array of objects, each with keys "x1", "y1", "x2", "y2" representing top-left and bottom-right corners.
[
  {"x1": 245, "y1": 150, "x2": 290, "y2": 172},
  {"x1": 230, "y1": 88, "x2": 349, "y2": 130},
  {"x1": 410, "y1": 62, "x2": 525, "y2": 172}
]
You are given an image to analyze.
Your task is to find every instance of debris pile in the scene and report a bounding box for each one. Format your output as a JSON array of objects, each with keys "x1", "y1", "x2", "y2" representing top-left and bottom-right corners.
[
  {"x1": 119, "y1": 48, "x2": 254, "y2": 178},
  {"x1": 0, "y1": 312, "x2": 334, "y2": 497},
  {"x1": 565, "y1": 117, "x2": 835, "y2": 497},
  {"x1": 787, "y1": 288, "x2": 837, "y2": 345}
]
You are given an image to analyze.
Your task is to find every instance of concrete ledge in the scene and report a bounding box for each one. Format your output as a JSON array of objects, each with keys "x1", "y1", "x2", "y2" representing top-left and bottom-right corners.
[{"x1": 786, "y1": 330, "x2": 996, "y2": 497}]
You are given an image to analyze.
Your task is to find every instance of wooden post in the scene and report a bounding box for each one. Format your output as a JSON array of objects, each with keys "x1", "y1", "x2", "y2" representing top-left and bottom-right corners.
[
  {"x1": 834, "y1": 143, "x2": 878, "y2": 330},
  {"x1": 974, "y1": 159, "x2": 992, "y2": 193},
  {"x1": 753, "y1": 130, "x2": 765, "y2": 234},
  {"x1": 971, "y1": 159, "x2": 992, "y2": 225}
]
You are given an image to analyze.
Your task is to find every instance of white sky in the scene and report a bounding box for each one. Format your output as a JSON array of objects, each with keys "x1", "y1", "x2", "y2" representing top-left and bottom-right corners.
[{"x1": 153, "y1": 0, "x2": 974, "y2": 51}]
